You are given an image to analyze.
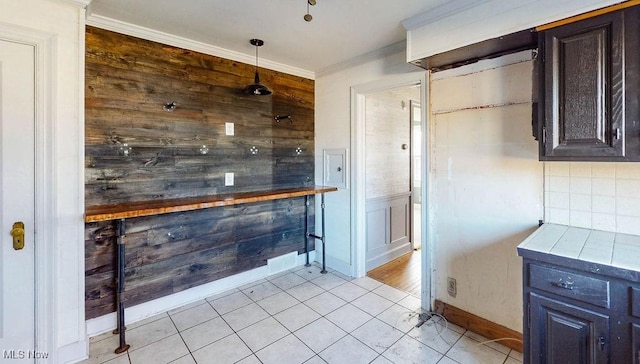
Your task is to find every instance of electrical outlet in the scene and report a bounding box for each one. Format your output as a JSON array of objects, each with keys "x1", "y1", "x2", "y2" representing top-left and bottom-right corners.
[
  {"x1": 225, "y1": 172, "x2": 234, "y2": 186},
  {"x1": 225, "y1": 122, "x2": 234, "y2": 136},
  {"x1": 447, "y1": 277, "x2": 457, "y2": 297}
]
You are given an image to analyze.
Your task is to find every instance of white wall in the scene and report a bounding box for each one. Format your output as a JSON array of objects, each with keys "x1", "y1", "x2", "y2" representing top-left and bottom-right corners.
[
  {"x1": 545, "y1": 162, "x2": 640, "y2": 235},
  {"x1": 315, "y1": 50, "x2": 422, "y2": 274},
  {"x1": 429, "y1": 53, "x2": 543, "y2": 332},
  {"x1": 0, "y1": 0, "x2": 86, "y2": 362}
]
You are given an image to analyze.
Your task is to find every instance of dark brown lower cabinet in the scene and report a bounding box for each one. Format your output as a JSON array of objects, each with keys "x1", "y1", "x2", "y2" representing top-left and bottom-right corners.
[
  {"x1": 521, "y1": 256, "x2": 640, "y2": 364},
  {"x1": 634, "y1": 324, "x2": 640, "y2": 364},
  {"x1": 529, "y1": 293, "x2": 609, "y2": 363}
]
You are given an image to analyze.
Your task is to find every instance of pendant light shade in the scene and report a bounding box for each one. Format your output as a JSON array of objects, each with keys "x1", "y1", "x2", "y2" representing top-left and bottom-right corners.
[{"x1": 243, "y1": 39, "x2": 272, "y2": 96}]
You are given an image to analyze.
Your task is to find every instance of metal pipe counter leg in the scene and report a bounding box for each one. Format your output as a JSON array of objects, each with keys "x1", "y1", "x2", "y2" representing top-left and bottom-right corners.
[
  {"x1": 114, "y1": 218, "x2": 130, "y2": 354},
  {"x1": 304, "y1": 195, "x2": 311, "y2": 267},
  {"x1": 305, "y1": 193, "x2": 328, "y2": 273},
  {"x1": 320, "y1": 193, "x2": 327, "y2": 274}
]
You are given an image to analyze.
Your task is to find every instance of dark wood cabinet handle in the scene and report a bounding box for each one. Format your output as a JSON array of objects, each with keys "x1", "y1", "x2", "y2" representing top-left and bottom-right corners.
[{"x1": 553, "y1": 280, "x2": 575, "y2": 290}]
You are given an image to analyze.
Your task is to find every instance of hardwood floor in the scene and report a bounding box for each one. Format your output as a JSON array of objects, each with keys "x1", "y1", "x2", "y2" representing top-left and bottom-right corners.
[{"x1": 367, "y1": 250, "x2": 421, "y2": 297}]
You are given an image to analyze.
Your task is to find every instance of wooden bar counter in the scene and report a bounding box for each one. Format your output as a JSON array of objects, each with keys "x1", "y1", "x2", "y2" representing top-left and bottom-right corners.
[
  {"x1": 85, "y1": 185, "x2": 337, "y2": 354},
  {"x1": 85, "y1": 186, "x2": 337, "y2": 222}
]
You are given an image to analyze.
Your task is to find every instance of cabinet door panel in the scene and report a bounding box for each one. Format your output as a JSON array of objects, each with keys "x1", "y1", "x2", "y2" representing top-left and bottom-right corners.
[
  {"x1": 543, "y1": 10, "x2": 624, "y2": 159},
  {"x1": 634, "y1": 324, "x2": 640, "y2": 364},
  {"x1": 530, "y1": 293, "x2": 609, "y2": 364}
]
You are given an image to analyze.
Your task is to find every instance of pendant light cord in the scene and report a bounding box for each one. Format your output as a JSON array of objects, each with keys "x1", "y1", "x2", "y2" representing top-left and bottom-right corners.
[{"x1": 255, "y1": 44, "x2": 259, "y2": 71}]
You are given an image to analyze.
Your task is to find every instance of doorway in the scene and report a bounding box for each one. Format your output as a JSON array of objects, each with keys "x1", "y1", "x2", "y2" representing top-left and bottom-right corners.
[
  {"x1": 363, "y1": 86, "x2": 420, "y2": 271},
  {"x1": 350, "y1": 72, "x2": 430, "y2": 309},
  {"x1": 363, "y1": 87, "x2": 422, "y2": 297}
]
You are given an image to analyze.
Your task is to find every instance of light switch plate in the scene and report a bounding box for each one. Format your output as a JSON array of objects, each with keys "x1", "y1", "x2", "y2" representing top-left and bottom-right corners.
[
  {"x1": 225, "y1": 172, "x2": 234, "y2": 186},
  {"x1": 225, "y1": 122, "x2": 234, "y2": 136}
]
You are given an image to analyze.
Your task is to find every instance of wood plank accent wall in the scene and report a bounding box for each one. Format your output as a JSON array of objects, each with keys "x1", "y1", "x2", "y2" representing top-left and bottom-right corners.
[{"x1": 84, "y1": 27, "x2": 315, "y2": 319}]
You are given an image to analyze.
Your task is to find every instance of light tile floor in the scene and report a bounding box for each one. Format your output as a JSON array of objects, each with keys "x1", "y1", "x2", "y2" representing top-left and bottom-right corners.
[{"x1": 81, "y1": 264, "x2": 523, "y2": 364}]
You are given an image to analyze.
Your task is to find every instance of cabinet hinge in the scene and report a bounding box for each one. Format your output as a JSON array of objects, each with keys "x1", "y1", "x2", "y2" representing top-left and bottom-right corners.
[
  {"x1": 527, "y1": 302, "x2": 531, "y2": 329},
  {"x1": 542, "y1": 127, "x2": 547, "y2": 147}
]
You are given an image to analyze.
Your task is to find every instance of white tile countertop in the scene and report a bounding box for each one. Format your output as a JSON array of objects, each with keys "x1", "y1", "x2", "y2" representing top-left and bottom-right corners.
[{"x1": 517, "y1": 223, "x2": 640, "y2": 273}]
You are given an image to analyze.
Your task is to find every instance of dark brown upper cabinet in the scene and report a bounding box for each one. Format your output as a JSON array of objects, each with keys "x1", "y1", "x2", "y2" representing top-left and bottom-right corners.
[{"x1": 537, "y1": 5, "x2": 640, "y2": 161}]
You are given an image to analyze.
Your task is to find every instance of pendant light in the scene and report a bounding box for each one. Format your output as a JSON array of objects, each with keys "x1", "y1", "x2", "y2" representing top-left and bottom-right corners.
[
  {"x1": 304, "y1": 0, "x2": 316, "y2": 22},
  {"x1": 243, "y1": 39, "x2": 272, "y2": 96}
]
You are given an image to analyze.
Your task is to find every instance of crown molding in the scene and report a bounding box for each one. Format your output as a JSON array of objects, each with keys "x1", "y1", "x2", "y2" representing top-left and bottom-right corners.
[
  {"x1": 85, "y1": 14, "x2": 316, "y2": 80},
  {"x1": 315, "y1": 41, "x2": 406, "y2": 78},
  {"x1": 59, "y1": 0, "x2": 92, "y2": 7},
  {"x1": 402, "y1": 0, "x2": 486, "y2": 31}
]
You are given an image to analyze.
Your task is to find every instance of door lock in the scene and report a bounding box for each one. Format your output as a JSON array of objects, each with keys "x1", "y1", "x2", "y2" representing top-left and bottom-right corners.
[{"x1": 10, "y1": 222, "x2": 25, "y2": 250}]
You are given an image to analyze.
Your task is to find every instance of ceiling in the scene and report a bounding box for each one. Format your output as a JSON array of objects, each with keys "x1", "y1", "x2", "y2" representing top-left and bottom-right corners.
[{"x1": 87, "y1": 0, "x2": 455, "y2": 77}]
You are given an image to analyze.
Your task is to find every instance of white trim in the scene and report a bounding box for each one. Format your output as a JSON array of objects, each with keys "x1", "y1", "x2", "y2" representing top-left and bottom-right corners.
[
  {"x1": 85, "y1": 14, "x2": 315, "y2": 80},
  {"x1": 315, "y1": 41, "x2": 406, "y2": 79},
  {"x1": 57, "y1": 340, "x2": 88, "y2": 364},
  {"x1": 350, "y1": 72, "x2": 432, "y2": 310},
  {"x1": 75, "y1": 4, "x2": 88, "y2": 355},
  {"x1": 322, "y1": 255, "x2": 351, "y2": 277},
  {"x1": 58, "y1": 0, "x2": 92, "y2": 7},
  {"x1": 297, "y1": 250, "x2": 316, "y2": 267},
  {"x1": 401, "y1": 0, "x2": 486, "y2": 31},
  {"x1": 422, "y1": 73, "x2": 433, "y2": 311},
  {"x1": 86, "y1": 252, "x2": 315, "y2": 337},
  {"x1": 0, "y1": 22, "x2": 58, "y2": 363}
]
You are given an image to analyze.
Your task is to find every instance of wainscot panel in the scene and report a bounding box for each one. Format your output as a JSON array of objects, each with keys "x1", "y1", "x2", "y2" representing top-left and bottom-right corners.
[{"x1": 85, "y1": 27, "x2": 315, "y2": 319}]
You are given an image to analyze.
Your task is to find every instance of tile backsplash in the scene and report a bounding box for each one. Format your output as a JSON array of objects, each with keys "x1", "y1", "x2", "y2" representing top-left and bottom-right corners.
[{"x1": 545, "y1": 162, "x2": 640, "y2": 235}]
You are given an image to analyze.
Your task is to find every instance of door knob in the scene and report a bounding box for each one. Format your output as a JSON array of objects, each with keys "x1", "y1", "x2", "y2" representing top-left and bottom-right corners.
[{"x1": 10, "y1": 222, "x2": 24, "y2": 250}]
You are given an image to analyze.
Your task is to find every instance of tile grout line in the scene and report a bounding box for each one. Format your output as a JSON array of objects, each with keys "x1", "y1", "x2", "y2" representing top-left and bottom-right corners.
[
  {"x1": 166, "y1": 308, "x2": 199, "y2": 364},
  {"x1": 220, "y1": 269, "x2": 325, "y2": 363},
  {"x1": 90, "y1": 268, "x2": 439, "y2": 364},
  {"x1": 253, "y1": 269, "x2": 346, "y2": 363}
]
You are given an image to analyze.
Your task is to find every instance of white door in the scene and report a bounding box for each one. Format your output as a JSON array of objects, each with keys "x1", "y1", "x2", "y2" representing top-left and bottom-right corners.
[{"x1": 0, "y1": 39, "x2": 36, "y2": 361}]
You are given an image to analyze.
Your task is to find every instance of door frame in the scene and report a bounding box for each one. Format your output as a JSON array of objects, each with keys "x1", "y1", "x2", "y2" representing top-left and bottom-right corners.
[
  {"x1": 409, "y1": 99, "x2": 421, "y2": 251},
  {"x1": 350, "y1": 71, "x2": 432, "y2": 309},
  {"x1": 0, "y1": 23, "x2": 57, "y2": 357}
]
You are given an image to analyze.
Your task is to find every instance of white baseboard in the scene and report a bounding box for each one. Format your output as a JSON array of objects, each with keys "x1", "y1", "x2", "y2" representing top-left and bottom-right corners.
[
  {"x1": 298, "y1": 250, "x2": 315, "y2": 266},
  {"x1": 86, "y1": 251, "x2": 316, "y2": 337},
  {"x1": 58, "y1": 339, "x2": 88, "y2": 364},
  {"x1": 323, "y1": 254, "x2": 353, "y2": 277}
]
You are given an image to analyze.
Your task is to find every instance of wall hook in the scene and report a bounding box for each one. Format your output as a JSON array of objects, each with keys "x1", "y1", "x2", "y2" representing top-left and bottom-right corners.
[
  {"x1": 274, "y1": 115, "x2": 292, "y2": 123},
  {"x1": 118, "y1": 143, "x2": 132, "y2": 157},
  {"x1": 163, "y1": 102, "x2": 177, "y2": 112}
]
